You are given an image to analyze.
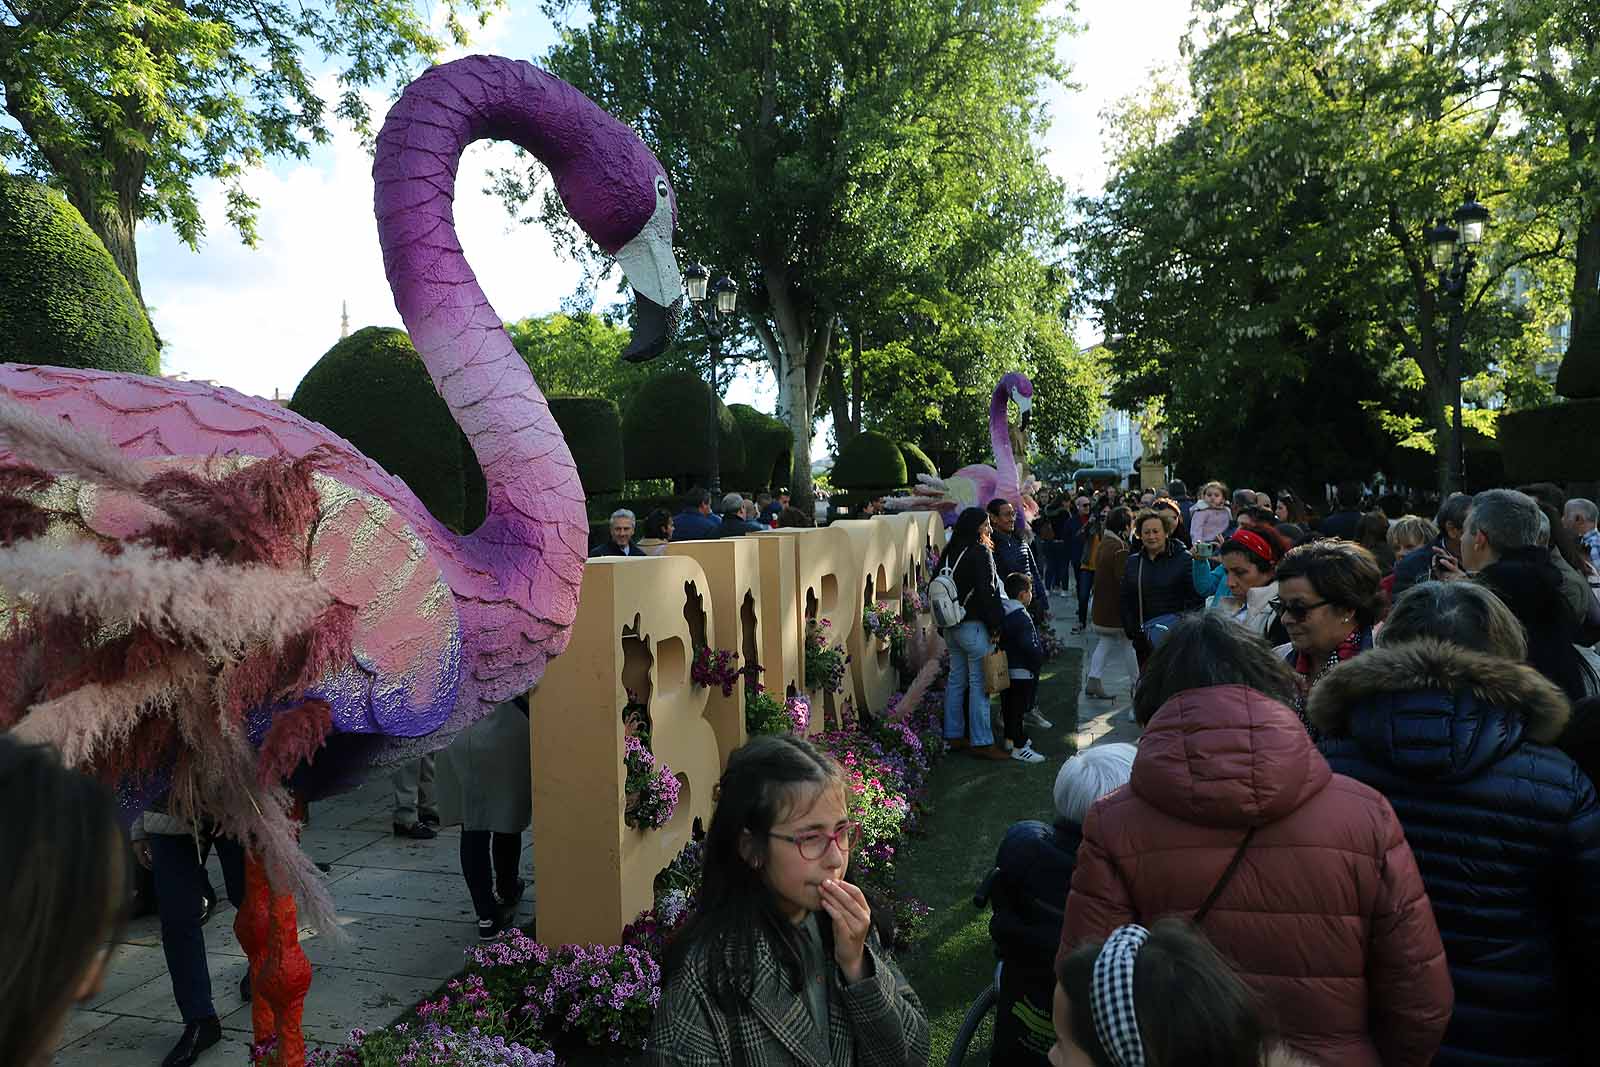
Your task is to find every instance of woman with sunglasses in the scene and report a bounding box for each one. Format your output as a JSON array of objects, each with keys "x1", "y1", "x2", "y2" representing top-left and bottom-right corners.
[
  {"x1": 651, "y1": 734, "x2": 929, "y2": 1066},
  {"x1": 1273, "y1": 540, "x2": 1383, "y2": 739}
]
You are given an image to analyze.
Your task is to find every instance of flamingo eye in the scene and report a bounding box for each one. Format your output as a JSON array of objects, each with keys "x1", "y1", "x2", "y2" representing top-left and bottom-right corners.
[{"x1": 656, "y1": 177, "x2": 668, "y2": 197}]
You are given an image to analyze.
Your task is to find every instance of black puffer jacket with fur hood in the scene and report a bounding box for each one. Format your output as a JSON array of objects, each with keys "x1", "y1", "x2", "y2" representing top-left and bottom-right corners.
[{"x1": 1311, "y1": 640, "x2": 1600, "y2": 1067}]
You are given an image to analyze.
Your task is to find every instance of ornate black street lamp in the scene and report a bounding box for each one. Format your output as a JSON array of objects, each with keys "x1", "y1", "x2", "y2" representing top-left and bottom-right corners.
[
  {"x1": 1423, "y1": 192, "x2": 1490, "y2": 493},
  {"x1": 684, "y1": 264, "x2": 738, "y2": 495}
]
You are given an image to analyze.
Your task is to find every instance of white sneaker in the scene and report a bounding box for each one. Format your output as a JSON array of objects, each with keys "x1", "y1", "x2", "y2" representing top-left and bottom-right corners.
[
  {"x1": 1024, "y1": 710, "x2": 1053, "y2": 729},
  {"x1": 1011, "y1": 743, "x2": 1046, "y2": 764}
]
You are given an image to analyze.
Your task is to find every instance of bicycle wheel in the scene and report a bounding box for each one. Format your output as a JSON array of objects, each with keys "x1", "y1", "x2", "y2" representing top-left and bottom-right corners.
[{"x1": 945, "y1": 981, "x2": 999, "y2": 1067}]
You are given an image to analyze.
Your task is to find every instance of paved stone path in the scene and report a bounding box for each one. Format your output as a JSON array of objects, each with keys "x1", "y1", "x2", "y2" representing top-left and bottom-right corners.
[{"x1": 55, "y1": 778, "x2": 533, "y2": 1065}]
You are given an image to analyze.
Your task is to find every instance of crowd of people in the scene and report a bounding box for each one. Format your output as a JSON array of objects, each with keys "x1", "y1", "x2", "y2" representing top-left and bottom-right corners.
[
  {"x1": 589, "y1": 488, "x2": 813, "y2": 558},
  {"x1": 10, "y1": 471, "x2": 1600, "y2": 1067}
]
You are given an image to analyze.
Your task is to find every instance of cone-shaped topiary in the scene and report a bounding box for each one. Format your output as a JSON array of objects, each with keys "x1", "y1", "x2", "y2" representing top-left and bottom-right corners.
[
  {"x1": 832, "y1": 430, "x2": 910, "y2": 490},
  {"x1": 549, "y1": 396, "x2": 625, "y2": 494},
  {"x1": 621, "y1": 371, "x2": 745, "y2": 486},
  {"x1": 0, "y1": 176, "x2": 159, "y2": 374},
  {"x1": 727, "y1": 403, "x2": 792, "y2": 492},
  {"x1": 290, "y1": 326, "x2": 480, "y2": 532},
  {"x1": 900, "y1": 441, "x2": 938, "y2": 482}
]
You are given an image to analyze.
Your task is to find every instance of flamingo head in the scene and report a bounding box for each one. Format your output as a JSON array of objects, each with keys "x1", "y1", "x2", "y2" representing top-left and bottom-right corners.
[
  {"x1": 1001, "y1": 371, "x2": 1035, "y2": 415},
  {"x1": 549, "y1": 124, "x2": 685, "y2": 363}
]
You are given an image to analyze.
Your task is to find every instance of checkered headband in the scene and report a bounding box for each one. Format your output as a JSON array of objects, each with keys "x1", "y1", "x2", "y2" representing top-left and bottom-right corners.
[{"x1": 1090, "y1": 923, "x2": 1150, "y2": 1067}]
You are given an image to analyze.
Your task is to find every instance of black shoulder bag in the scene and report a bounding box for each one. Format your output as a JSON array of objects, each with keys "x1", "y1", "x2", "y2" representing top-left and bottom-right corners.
[{"x1": 1192, "y1": 827, "x2": 1256, "y2": 925}]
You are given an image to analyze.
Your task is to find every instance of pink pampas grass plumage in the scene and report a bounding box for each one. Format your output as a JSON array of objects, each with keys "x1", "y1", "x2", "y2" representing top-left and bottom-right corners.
[
  {"x1": 0, "y1": 397, "x2": 149, "y2": 494},
  {"x1": 0, "y1": 540, "x2": 336, "y2": 661},
  {"x1": 892, "y1": 631, "x2": 946, "y2": 723}
]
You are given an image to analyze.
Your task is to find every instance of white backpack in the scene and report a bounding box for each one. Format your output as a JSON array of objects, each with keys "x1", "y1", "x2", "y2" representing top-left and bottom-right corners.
[{"x1": 928, "y1": 547, "x2": 971, "y2": 629}]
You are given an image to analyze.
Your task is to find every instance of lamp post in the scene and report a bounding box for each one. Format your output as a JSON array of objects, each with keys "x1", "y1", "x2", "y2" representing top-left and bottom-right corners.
[
  {"x1": 1423, "y1": 192, "x2": 1490, "y2": 494},
  {"x1": 684, "y1": 264, "x2": 739, "y2": 495}
]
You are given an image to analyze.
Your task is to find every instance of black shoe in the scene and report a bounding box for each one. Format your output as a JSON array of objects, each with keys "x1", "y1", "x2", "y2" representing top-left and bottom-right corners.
[
  {"x1": 314, "y1": 861, "x2": 333, "y2": 874},
  {"x1": 496, "y1": 878, "x2": 527, "y2": 925},
  {"x1": 393, "y1": 821, "x2": 436, "y2": 840},
  {"x1": 162, "y1": 1016, "x2": 221, "y2": 1067},
  {"x1": 477, "y1": 917, "x2": 505, "y2": 941},
  {"x1": 419, "y1": 811, "x2": 442, "y2": 827},
  {"x1": 239, "y1": 971, "x2": 252, "y2": 1002}
]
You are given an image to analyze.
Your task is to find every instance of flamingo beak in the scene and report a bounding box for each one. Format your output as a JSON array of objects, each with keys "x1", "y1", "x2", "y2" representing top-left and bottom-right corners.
[
  {"x1": 614, "y1": 183, "x2": 685, "y2": 364},
  {"x1": 1012, "y1": 387, "x2": 1032, "y2": 415},
  {"x1": 622, "y1": 291, "x2": 685, "y2": 363}
]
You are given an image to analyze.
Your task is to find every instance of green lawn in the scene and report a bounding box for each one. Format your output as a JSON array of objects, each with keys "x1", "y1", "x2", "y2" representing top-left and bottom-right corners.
[{"x1": 896, "y1": 645, "x2": 1082, "y2": 1066}]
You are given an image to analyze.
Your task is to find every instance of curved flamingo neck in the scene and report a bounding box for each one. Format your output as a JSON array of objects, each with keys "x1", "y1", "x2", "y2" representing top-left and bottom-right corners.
[
  {"x1": 372, "y1": 57, "x2": 594, "y2": 581},
  {"x1": 990, "y1": 381, "x2": 1019, "y2": 500}
]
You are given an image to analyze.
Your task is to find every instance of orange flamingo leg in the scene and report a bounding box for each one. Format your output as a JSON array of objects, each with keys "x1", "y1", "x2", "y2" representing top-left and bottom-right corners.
[{"x1": 235, "y1": 851, "x2": 313, "y2": 1066}]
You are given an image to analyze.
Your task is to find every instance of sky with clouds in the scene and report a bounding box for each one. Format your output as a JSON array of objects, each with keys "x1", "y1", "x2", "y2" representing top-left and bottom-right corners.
[{"x1": 109, "y1": 1, "x2": 1194, "y2": 449}]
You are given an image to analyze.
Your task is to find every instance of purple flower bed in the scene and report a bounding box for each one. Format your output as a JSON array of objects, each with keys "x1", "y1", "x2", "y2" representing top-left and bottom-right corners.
[{"x1": 277, "y1": 661, "x2": 951, "y2": 1064}]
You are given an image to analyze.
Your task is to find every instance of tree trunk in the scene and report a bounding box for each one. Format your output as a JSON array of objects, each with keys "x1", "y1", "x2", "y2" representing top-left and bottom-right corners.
[
  {"x1": 84, "y1": 194, "x2": 145, "y2": 310},
  {"x1": 824, "y1": 361, "x2": 856, "y2": 451},
  {"x1": 759, "y1": 265, "x2": 837, "y2": 515},
  {"x1": 1556, "y1": 204, "x2": 1600, "y2": 399}
]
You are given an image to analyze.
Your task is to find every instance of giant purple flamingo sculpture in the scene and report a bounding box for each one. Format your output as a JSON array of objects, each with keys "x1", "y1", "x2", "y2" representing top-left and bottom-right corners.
[
  {"x1": 0, "y1": 56, "x2": 684, "y2": 1064},
  {"x1": 887, "y1": 371, "x2": 1038, "y2": 523},
  {"x1": 2, "y1": 55, "x2": 682, "y2": 761}
]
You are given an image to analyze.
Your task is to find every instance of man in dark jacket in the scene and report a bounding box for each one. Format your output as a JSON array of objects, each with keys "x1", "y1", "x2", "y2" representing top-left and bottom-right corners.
[
  {"x1": 987, "y1": 497, "x2": 1049, "y2": 620},
  {"x1": 1317, "y1": 479, "x2": 1366, "y2": 540},
  {"x1": 670, "y1": 488, "x2": 722, "y2": 541},
  {"x1": 589, "y1": 509, "x2": 646, "y2": 557},
  {"x1": 714, "y1": 492, "x2": 763, "y2": 537},
  {"x1": 1165, "y1": 479, "x2": 1195, "y2": 527},
  {"x1": 1392, "y1": 492, "x2": 1472, "y2": 596},
  {"x1": 1442, "y1": 488, "x2": 1597, "y2": 702}
]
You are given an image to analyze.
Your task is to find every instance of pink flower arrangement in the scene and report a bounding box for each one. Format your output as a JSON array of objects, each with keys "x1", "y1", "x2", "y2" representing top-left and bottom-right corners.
[
  {"x1": 690, "y1": 645, "x2": 755, "y2": 697},
  {"x1": 786, "y1": 693, "x2": 811, "y2": 733},
  {"x1": 624, "y1": 735, "x2": 680, "y2": 830}
]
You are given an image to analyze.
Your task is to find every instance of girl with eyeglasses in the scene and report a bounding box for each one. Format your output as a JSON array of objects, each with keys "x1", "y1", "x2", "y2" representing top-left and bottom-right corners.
[
  {"x1": 650, "y1": 734, "x2": 929, "y2": 1066},
  {"x1": 1272, "y1": 540, "x2": 1384, "y2": 739}
]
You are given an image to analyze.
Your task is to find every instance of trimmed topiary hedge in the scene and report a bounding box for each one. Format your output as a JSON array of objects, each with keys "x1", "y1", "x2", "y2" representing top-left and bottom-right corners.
[
  {"x1": 621, "y1": 371, "x2": 745, "y2": 487},
  {"x1": 549, "y1": 396, "x2": 625, "y2": 495},
  {"x1": 900, "y1": 441, "x2": 938, "y2": 482},
  {"x1": 1499, "y1": 399, "x2": 1600, "y2": 485},
  {"x1": 832, "y1": 430, "x2": 910, "y2": 490},
  {"x1": 0, "y1": 175, "x2": 159, "y2": 374},
  {"x1": 290, "y1": 326, "x2": 480, "y2": 532},
  {"x1": 727, "y1": 403, "x2": 792, "y2": 493}
]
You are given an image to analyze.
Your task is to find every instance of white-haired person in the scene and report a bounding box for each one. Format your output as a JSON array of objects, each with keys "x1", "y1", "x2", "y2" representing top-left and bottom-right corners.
[
  {"x1": 590, "y1": 508, "x2": 646, "y2": 557},
  {"x1": 987, "y1": 743, "x2": 1138, "y2": 1067}
]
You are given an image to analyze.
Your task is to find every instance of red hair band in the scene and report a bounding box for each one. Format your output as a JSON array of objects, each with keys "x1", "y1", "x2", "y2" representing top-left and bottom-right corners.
[{"x1": 1226, "y1": 528, "x2": 1277, "y2": 564}]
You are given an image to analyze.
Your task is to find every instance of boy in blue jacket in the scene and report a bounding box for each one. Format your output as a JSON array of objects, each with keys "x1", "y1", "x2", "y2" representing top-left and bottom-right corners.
[{"x1": 1000, "y1": 572, "x2": 1049, "y2": 763}]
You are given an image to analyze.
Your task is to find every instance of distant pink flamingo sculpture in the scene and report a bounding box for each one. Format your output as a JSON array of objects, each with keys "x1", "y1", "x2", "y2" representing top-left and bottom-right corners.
[
  {"x1": 887, "y1": 371, "x2": 1038, "y2": 523},
  {"x1": 0, "y1": 56, "x2": 685, "y2": 1064}
]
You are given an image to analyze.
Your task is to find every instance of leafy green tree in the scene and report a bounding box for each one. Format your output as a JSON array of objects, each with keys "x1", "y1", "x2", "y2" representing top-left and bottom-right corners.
[
  {"x1": 1473, "y1": 0, "x2": 1600, "y2": 397},
  {"x1": 0, "y1": 0, "x2": 500, "y2": 309},
  {"x1": 508, "y1": 310, "x2": 643, "y2": 403},
  {"x1": 1076, "y1": 0, "x2": 1566, "y2": 492},
  {"x1": 526, "y1": 0, "x2": 1074, "y2": 511}
]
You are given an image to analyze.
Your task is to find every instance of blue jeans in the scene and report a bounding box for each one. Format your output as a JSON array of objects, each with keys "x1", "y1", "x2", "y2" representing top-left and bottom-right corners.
[
  {"x1": 943, "y1": 620, "x2": 994, "y2": 747},
  {"x1": 149, "y1": 832, "x2": 245, "y2": 1023}
]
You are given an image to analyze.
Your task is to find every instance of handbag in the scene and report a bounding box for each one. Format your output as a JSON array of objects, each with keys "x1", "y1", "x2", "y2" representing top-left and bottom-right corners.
[
  {"x1": 1193, "y1": 827, "x2": 1256, "y2": 925},
  {"x1": 982, "y1": 648, "x2": 1011, "y2": 694}
]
